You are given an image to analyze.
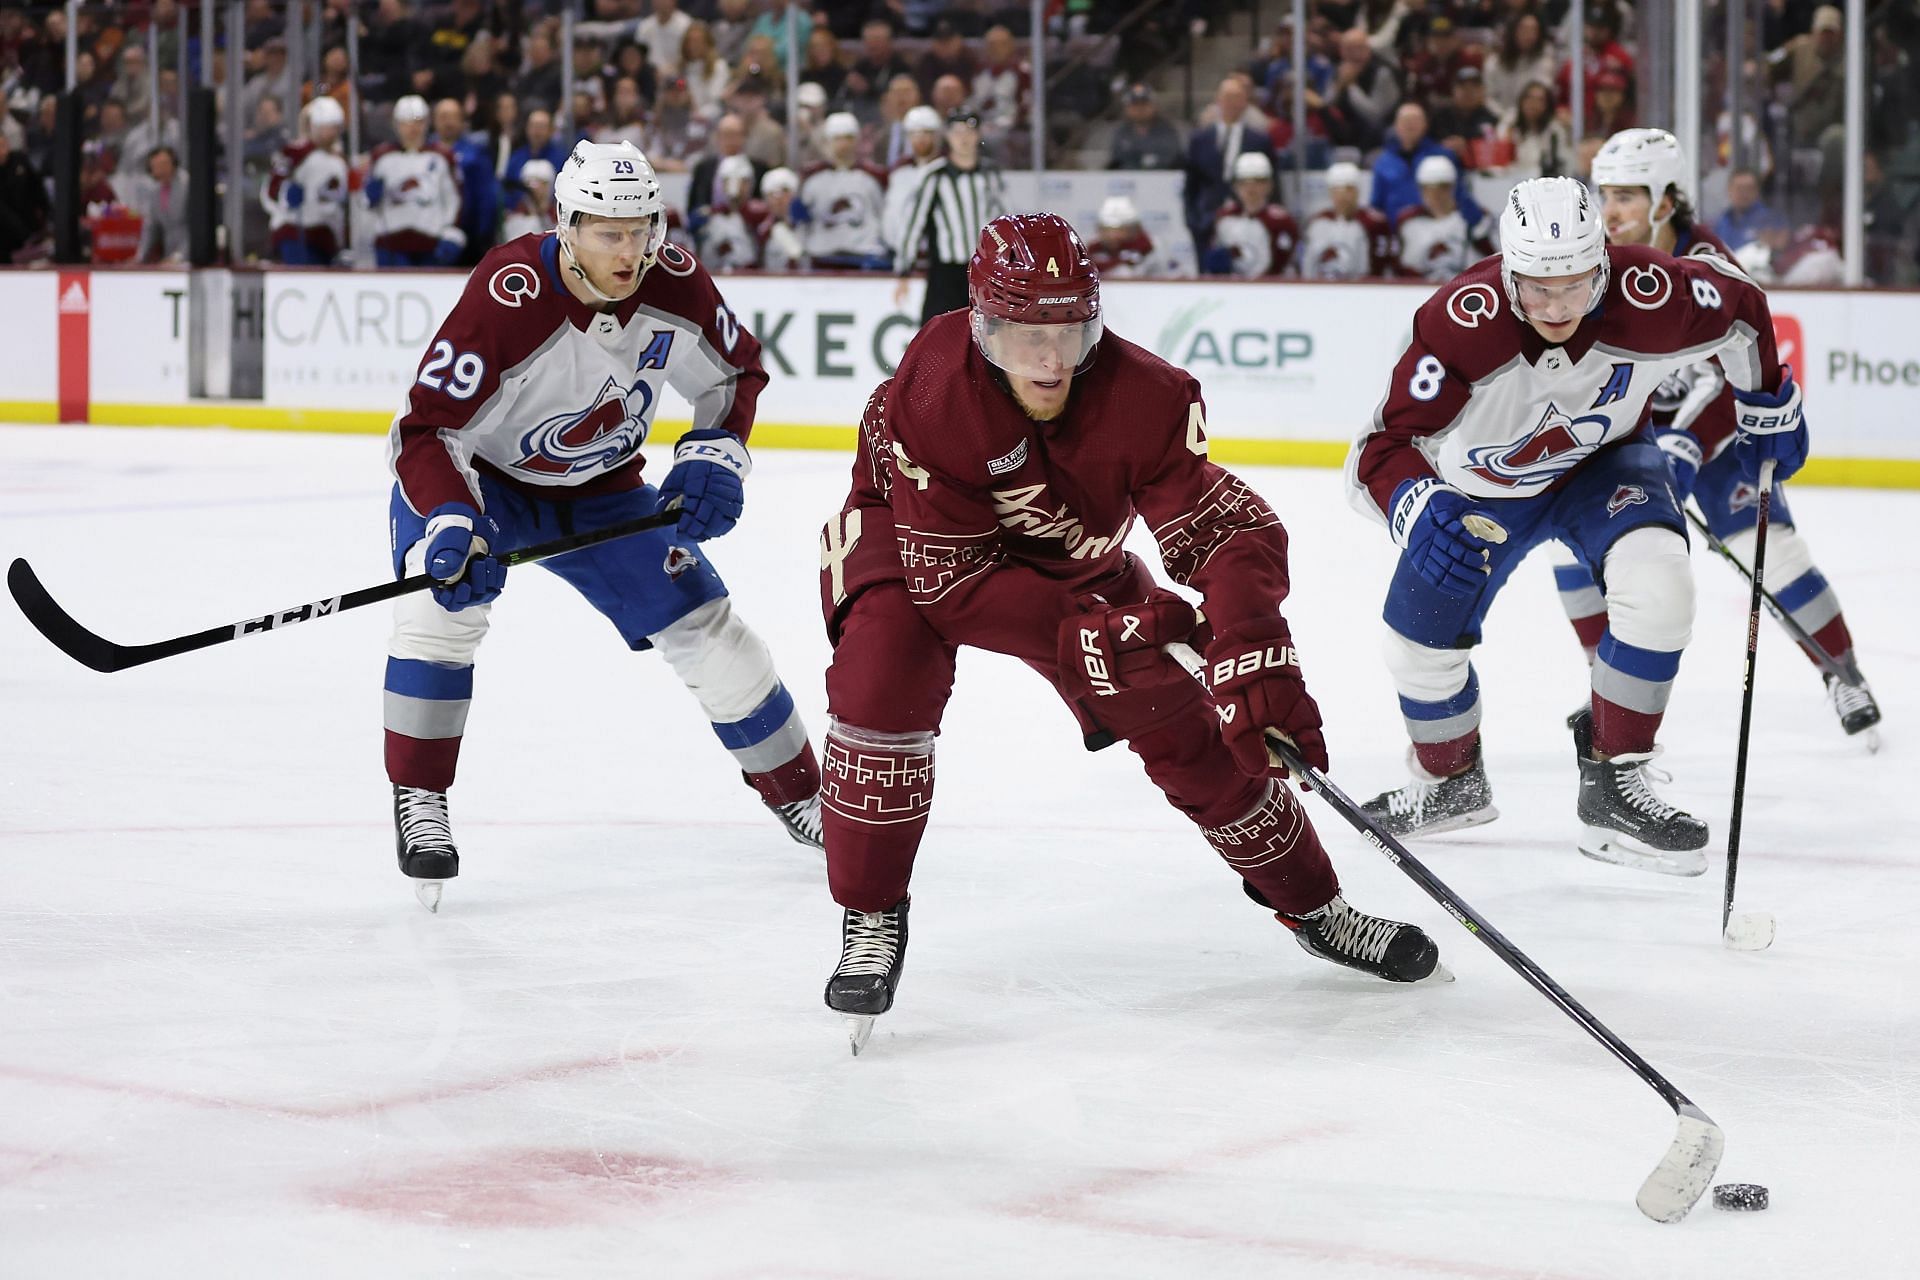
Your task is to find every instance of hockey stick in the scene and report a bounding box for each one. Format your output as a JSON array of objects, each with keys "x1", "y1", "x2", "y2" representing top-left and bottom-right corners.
[
  {"x1": 1166, "y1": 640, "x2": 1725, "y2": 1223},
  {"x1": 1721, "y1": 460, "x2": 1778, "y2": 952},
  {"x1": 7, "y1": 504, "x2": 686, "y2": 674},
  {"x1": 1684, "y1": 503, "x2": 1848, "y2": 685}
]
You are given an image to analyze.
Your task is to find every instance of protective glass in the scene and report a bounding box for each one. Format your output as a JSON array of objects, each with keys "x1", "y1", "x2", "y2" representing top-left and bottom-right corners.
[
  {"x1": 1513, "y1": 268, "x2": 1600, "y2": 322},
  {"x1": 571, "y1": 209, "x2": 666, "y2": 265},
  {"x1": 972, "y1": 313, "x2": 1103, "y2": 379}
]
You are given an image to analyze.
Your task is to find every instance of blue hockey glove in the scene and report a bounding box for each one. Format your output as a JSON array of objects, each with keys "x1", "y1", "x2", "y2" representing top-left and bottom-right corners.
[
  {"x1": 362, "y1": 175, "x2": 385, "y2": 206},
  {"x1": 1731, "y1": 369, "x2": 1809, "y2": 483},
  {"x1": 1652, "y1": 427, "x2": 1703, "y2": 501},
  {"x1": 657, "y1": 429, "x2": 750, "y2": 541},
  {"x1": 422, "y1": 502, "x2": 507, "y2": 611},
  {"x1": 1389, "y1": 478, "x2": 1498, "y2": 599},
  {"x1": 431, "y1": 236, "x2": 463, "y2": 266},
  {"x1": 284, "y1": 182, "x2": 305, "y2": 209}
]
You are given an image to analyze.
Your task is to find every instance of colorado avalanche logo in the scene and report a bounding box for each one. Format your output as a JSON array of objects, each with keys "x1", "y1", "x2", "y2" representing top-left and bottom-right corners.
[
  {"x1": 1606, "y1": 484, "x2": 1648, "y2": 516},
  {"x1": 1447, "y1": 282, "x2": 1500, "y2": 328},
  {"x1": 1213, "y1": 214, "x2": 1273, "y2": 277},
  {"x1": 663, "y1": 545, "x2": 701, "y2": 579},
  {"x1": 1729, "y1": 481, "x2": 1761, "y2": 513},
  {"x1": 513, "y1": 376, "x2": 655, "y2": 477},
  {"x1": 1463, "y1": 401, "x2": 1612, "y2": 490},
  {"x1": 488, "y1": 263, "x2": 540, "y2": 307},
  {"x1": 1621, "y1": 264, "x2": 1673, "y2": 310}
]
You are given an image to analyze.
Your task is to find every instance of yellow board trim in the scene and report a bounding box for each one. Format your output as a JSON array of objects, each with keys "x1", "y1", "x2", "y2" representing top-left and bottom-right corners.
[{"x1": 6, "y1": 402, "x2": 1917, "y2": 490}]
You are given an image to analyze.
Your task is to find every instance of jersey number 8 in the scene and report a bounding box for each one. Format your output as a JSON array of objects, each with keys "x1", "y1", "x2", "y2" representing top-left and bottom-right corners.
[
  {"x1": 1408, "y1": 354, "x2": 1446, "y2": 401},
  {"x1": 418, "y1": 339, "x2": 485, "y2": 400}
]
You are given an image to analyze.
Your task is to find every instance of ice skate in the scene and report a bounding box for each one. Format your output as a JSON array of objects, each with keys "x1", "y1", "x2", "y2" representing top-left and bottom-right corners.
[
  {"x1": 1824, "y1": 672, "x2": 1882, "y2": 752},
  {"x1": 393, "y1": 785, "x2": 459, "y2": 912},
  {"x1": 1360, "y1": 747, "x2": 1498, "y2": 838},
  {"x1": 1276, "y1": 892, "x2": 1446, "y2": 984},
  {"x1": 766, "y1": 788, "x2": 824, "y2": 850},
  {"x1": 825, "y1": 898, "x2": 909, "y2": 1055},
  {"x1": 1574, "y1": 745, "x2": 1709, "y2": 876}
]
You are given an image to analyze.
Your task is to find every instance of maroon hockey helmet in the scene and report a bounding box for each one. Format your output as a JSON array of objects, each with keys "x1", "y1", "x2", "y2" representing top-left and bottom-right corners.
[{"x1": 969, "y1": 213, "x2": 1104, "y2": 379}]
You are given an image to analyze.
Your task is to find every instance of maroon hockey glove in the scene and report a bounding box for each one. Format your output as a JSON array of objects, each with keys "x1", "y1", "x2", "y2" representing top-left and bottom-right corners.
[
  {"x1": 1056, "y1": 597, "x2": 1198, "y2": 698},
  {"x1": 1204, "y1": 619, "x2": 1329, "y2": 781}
]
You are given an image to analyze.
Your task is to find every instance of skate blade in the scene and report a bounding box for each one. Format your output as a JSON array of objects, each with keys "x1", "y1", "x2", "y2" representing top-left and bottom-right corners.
[
  {"x1": 1380, "y1": 805, "x2": 1500, "y2": 841},
  {"x1": 1577, "y1": 828, "x2": 1707, "y2": 877},
  {"x1": 843, "y1": 1014, "x2": 876, "y2": 1056},
  {"x1": 413, "y1": 880, "x2": 445, "y2": 913},
  {"x1": 1861, "y1": 727, "x2": 1882, "y2": 754},
  {"x1": 1419, "y1": 960, "x2": 1457, "y2": 984},
  {"x1": 1723, "y1": 912, "x2": 1776, "y2": 951}
]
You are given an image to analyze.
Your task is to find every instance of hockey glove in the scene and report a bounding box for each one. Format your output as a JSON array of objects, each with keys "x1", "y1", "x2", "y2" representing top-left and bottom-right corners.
[
  {"x1": 422, "y1": 502, "x2": 507, "y2": 611},
  {"x1": 1389, "y1": 478, "x2": 1497, "y2": 599},
  {"x1": 362, "y1": 175, "x2": 385, "y2": 206},
  {"x1": 658, "y1": 428, "x2": 750, "y2": 541},
  {"x1": 1652, "y1": 427, "x2": 1703, "y2": 501},
  {"x1": 431, "y1": 236, "x2": 463, "y2": 266},
  {"x1": 1056, "y1": 596, "x2": 1198, "y2": 698},
  {"x1": 284, "y1": 182, "x2": 305, "y2": 210},
  {"x1": 1204, "y1": 618, "x2": 1329, "y2": 781},
  {"x1": 1731, "y1": 369, "x2": 1809, "y2": 483}
]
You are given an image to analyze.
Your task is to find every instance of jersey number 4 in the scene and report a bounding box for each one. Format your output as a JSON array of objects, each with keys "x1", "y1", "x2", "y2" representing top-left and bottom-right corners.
[{"x1": 418, "y1": 340, "x2": 485, "y2": 400}]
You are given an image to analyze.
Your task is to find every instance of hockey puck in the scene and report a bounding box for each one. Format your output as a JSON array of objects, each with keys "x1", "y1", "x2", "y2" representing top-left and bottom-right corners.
[{"x1": 1712, "y1": 1183, "x2": 1769, "y2": 1211}]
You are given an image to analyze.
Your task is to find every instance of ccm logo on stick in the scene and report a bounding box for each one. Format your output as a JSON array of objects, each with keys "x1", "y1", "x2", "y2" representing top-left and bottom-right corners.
[{"x1": 234, "y1": 598, "x2": 342, "y2": 637}]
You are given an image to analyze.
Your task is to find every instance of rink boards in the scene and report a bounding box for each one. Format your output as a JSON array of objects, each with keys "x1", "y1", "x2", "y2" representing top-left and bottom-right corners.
[{"x1": 1, "y1": 266, "x2": 1915, "y2": 488}]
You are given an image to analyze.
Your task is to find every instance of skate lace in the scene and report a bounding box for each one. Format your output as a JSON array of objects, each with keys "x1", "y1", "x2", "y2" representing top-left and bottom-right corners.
[
  {"x1": 395, "y1": 787, "x2": 456, "y2": 852},
  {"x1": 836, "y1": 911, "x2": 901, "y2": 978},
  {"x1": 1313, "y1": 897, "x2": 1400, "y2": 964},
  {"x1": 1386, "y1": 775, "x2": 1440, "y2": 819},
  {"x1": 1617, "y1": 763, "x2": 1680, "y2": 822},
  {"x1": 775, "y1": 794, "x2": 824, "y2": 846},
  {"x1": 1830, "y1": 678, "x2": 1875, "y2": 717}
]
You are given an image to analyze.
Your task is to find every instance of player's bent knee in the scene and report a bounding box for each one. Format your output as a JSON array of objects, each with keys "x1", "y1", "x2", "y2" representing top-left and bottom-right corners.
[
  {"x1": 388, "y1": 542, "x2": 490, "y2": 664},
  {"x1": 1603, "y1": 526, "x2": 1694, "y2": 652},
  {"x1": 1382, "y1": 628, "x2": 1471, "y2": 702},
  {"x1": 648, "y1": 597, "x2": 782, "y2": 722},
  {"x1": 1725, "y1": 523, "x2": 1814, "y2": 588}
]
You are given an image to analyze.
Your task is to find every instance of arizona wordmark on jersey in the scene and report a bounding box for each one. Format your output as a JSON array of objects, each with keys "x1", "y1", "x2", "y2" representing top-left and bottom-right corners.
[{"x1": 388, "y1": 234, "x2": 765, "y2": 516}]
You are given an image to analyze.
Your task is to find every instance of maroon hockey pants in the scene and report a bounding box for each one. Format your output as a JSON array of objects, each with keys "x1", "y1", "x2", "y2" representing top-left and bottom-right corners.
[{"x1": 821, "y1": 584, "x2": 1339, "y2": 916}]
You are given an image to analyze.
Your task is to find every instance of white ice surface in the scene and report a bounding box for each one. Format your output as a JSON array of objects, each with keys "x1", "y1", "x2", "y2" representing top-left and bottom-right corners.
[{"x1": 1, "y1": 425, "x2": 1914, "y2": 1279}]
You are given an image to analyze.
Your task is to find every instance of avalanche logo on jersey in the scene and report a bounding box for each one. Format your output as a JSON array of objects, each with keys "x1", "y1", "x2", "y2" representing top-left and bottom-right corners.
[
  {"x1": 512, "y1": 375, "x2": 655, "y2": 477},
  {"x1": 1463, "y1": 401, "x2": 1612, "y2": 490},
  {"x1": 1606, "y1": 484, "x2": 1648, "y2": 517}
]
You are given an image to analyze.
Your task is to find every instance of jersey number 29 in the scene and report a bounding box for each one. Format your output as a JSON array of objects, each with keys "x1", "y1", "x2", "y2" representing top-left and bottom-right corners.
[{"x1": 418, "y1": 340, "x2": 485, "y2": 400}]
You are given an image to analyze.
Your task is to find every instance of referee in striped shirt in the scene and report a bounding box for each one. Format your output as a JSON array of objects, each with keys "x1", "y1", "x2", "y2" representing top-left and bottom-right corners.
[{"x1": 891, "y1": 107, "x2": 1007, "y2": 324}]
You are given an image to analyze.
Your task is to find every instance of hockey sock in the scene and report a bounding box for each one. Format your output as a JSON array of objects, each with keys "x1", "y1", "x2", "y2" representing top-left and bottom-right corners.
[
  {"x1": 1553, "y1": 560, "x2": 1607, "y2": 661},
  {"x1": 1590, "y1": 633, "x2": 1682, "y2": 758},
  {"x1": 821, "y1": 720, "x2": 934, "y2": 914},
  {"x1": 1198, "y1": 779, "x2": 1339, "y2": 918},
  {"x1": 744, "y1": 740, "x2": 821, "y2": 806},
  {"x1": 1400, "y1": 666, "x2": 1483, "y2": 779},
  {"x1": 383, "y1": 657, "x2": 472, "y2": 792}
]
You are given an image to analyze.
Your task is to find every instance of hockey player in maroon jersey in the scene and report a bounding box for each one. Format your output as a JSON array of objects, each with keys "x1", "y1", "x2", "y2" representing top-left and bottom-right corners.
[
  {"x1": 1395, "y1": 154, "x2": 1494, "y2": 282},
  {"x1": 1203, "y1": 151, "x2": 1299, "y2": 277},
  {"x1": 382, "y1": 141, "x2": 823, "y2": 911},
  {"x1": 1087, "y1": 195, "x2": 1161, "y2": 278},
  {"x1": 815, "y1": 212, "x2": 1443, "y2": 1050},
  {"x1": 1548, "y1": 129, "x2": 1881, "y2": 743},
  {"x1": 1299, "y1": 162, "x2": 1396, "y2": 281},
  {"x1": 263, "y1": 96, "x2": 351, "y2": 265},
  {"x1": 1349, "y1": 175, "x2": 1809, "y2": 876}
]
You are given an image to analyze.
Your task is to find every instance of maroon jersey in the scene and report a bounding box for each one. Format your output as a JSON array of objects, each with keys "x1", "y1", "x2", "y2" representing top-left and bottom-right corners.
[
  {"x1": 1088, "y1": 230, "x2": 1158, "y2": 278},
  {"x1": 1299, "y1": 206, "x2": 1396, "y2": 280},
  {"x1": 844, "y1": 312, "x2": 1294, "y2": 665},
  {"x1": 1348, "y1": 242, "x2": 1790, "y2": 520},
  {"x1": 1657, "y1": 221, "x2": 1744, "y2": 455},
  {"x1": 1210, "y1": 199, "x2": 1299, "y2": 277}
]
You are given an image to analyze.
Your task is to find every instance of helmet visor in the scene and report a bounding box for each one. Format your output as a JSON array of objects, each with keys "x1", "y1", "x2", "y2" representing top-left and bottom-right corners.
[
  {"x1": 972, "y1": 313, "x2": 1103, "y2": 380},
  {"x1": 1512, "y1": 268, "x2": 1601, "y2": 323},
  {"x1": 566, "y1": 208, "x2": 667, "y2": 266}
]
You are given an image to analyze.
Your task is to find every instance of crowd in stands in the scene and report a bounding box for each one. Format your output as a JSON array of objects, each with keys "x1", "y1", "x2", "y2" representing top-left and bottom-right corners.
[{"x1": 0, "y1": 1, "x2": 1916, "y2": 285}]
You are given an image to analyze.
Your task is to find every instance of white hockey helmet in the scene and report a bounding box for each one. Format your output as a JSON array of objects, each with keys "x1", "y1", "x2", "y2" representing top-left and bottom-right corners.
[
  {"x1": 1097, "y1": 194, "x2": 1139, "y2": 229},
  {"x1": 762, "y1": 166, "x2": 799, "y2": 196},
  {"x1": 1733, "y1": 239, "x2": 1777, "y2": 286},
  {"x1": 1591, "y1": 127, "x2": 1691, "y2": 217},
  {"x1": 519, "y1": 158, "x2": 556, "y2": 188},
  {"x1": 904, "y1": 105, "x2": 942, "y2": 134},
  {"x1": 392, "y1": 95, "x2": 430, "y2": 124},
  {"x1": 1499, "y1": 176, "x2": 1609, "y2": 320},
  {"x1": 1232, "y1": 150, "x2": 1273, "y2": 183},
  {"x1": 823, "y1": 111, "x2": 861, "y2": 141},
  {"x1": 1324, "y1": 160, "x2": 1363, "y2": 190},
  {"x1": 715, "y1": 153, "x2": 756, "y2": 194},
  {"x1": 553, "y1": 139, "x2": 668, "y2": 300},
  {"x1": 304, "y1": 96, "x2": 344, "y2": 132},
  {"x1": 1415, "y1": 153, "x2": 1457, "y2": 187}
]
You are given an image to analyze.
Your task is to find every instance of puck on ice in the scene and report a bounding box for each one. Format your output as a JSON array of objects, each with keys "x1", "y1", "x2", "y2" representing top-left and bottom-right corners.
[{"x1": 1712, "y1": 1183, "x2": 1769, "y2": 1211}]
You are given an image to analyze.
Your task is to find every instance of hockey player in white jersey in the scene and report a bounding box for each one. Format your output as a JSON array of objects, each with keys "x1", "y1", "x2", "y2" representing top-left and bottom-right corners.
[
  {"x1": 1395, "y1": 154, "x2": 1493, "y2": 282},
  {"x1": 694, "y1": 154, "x2": 765, "y2": 271},
  {"x1": 756, "y1": 167, "x2": 808, "y2": 272},
  {"x1": 799, "y1": 112, "x2": 891, "y2": 270},
  {"x1": 1299, "y1": 161, "x2": 1396, "y2": 280},
  {"x1": 882, "y1": 105, "x2": 943, "y2": 257},
  {"x1": 383, "y1": 140, "x2": 824, "y2": 910},
  {"x1": 365, "y1": 95, "x2": 465, "y2": 267},
  {"x1": 263, "y1": 96, "x2": 351, "y2": 264}
]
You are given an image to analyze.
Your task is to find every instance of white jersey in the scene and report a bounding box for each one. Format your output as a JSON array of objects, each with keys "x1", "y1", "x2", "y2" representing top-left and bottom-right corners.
[
  {"x1": 262, "y1": 140, "x2": 350, "y2": 238},
  {"x1": 1396, "y1": 207, "x2": 1487, "y2": 282},
  {"x1": 367, "y1": 142, "x2": 464, "y2": 252},
  {"x1": 697, "y1": 203, "x2": 762, "y2": 272},
  {"x1": 800, "y1": 163, "x2": 889, "y2": 260},
  {"x1": 388, "y1": 234, "x2": 766, "y2": 514}
]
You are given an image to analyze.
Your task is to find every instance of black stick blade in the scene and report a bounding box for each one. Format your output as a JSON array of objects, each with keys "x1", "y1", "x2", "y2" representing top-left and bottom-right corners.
[{"x1": 7, "y1": 558, "x2": 137, "y2": 673}]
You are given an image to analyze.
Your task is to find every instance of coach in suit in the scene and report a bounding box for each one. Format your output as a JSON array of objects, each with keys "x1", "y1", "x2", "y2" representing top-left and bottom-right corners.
[{"x1": 1182, "y1": 76, "x2": 1275, "y2": 255}]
